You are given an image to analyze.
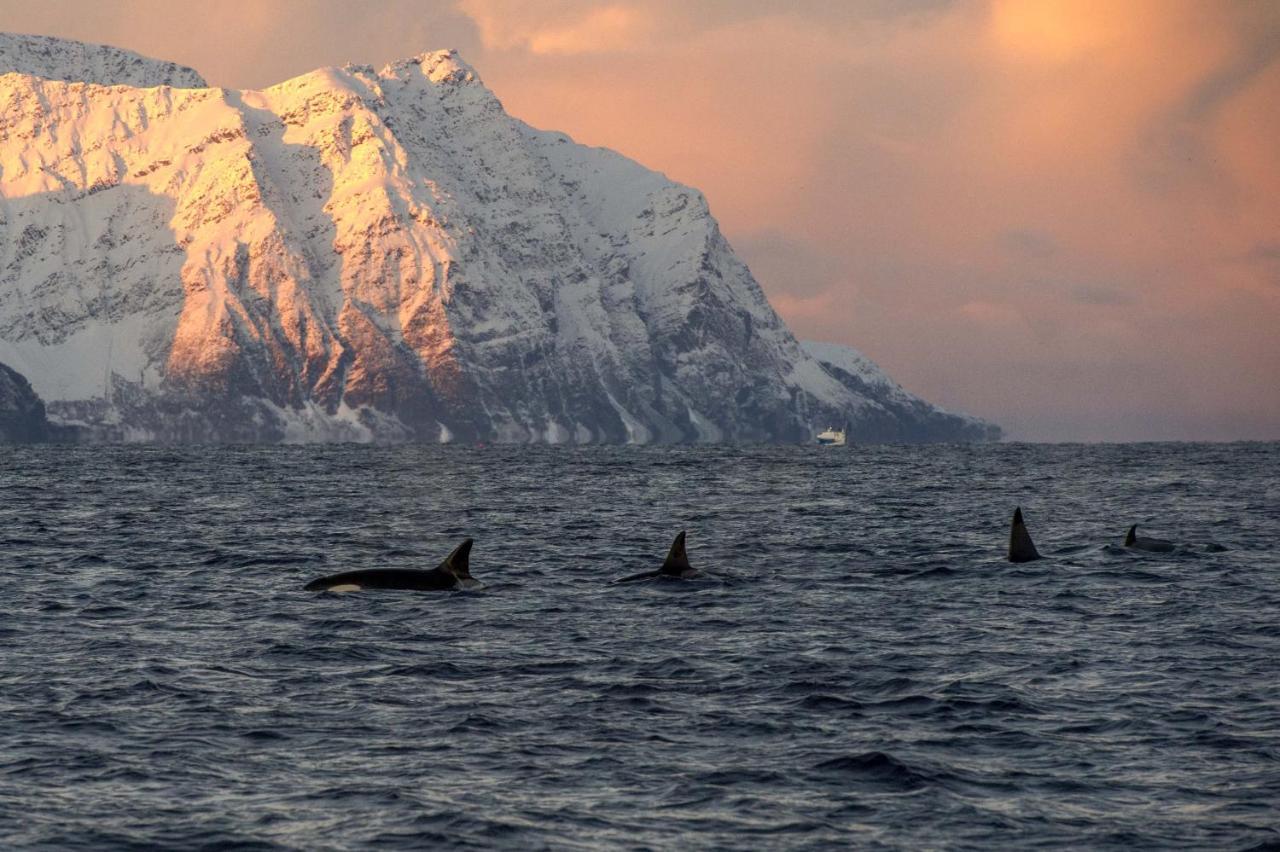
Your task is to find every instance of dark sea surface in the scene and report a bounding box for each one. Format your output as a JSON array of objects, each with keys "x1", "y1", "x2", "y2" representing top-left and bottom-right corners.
[{"x1": 1, "y1": 442, "x2": 1278, "y2": 850}]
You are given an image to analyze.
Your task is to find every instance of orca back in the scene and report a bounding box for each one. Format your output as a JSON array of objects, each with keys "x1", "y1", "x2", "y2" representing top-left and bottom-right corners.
[
  {"x1": 304, "y1": 567, "x2": 457, "y2": 591},
  {"x1": 613, "y1": 531, "x2": 697, "y2": 583},
  {"x1": 1124, "y1": 525, "x2": 1175, "y2": 553},
  {"x1": 304, "y1": 538, "x2": 475, "y2": 591}
]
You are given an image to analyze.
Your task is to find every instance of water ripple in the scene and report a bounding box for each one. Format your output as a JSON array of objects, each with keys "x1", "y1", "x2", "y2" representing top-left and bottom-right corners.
[{"x1": 0, "y1": 442, "x2": 1277, "y2": 849}]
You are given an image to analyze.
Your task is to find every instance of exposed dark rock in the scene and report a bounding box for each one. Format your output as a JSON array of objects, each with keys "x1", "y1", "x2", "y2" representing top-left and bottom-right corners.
[{"x1": 0, "y1": 362, "x2": 50, "y2": 443}]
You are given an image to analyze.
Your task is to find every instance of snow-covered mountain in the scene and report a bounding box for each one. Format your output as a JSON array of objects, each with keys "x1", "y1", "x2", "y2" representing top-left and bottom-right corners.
[
  {"x1": 802, "y1": 342, "x2": 995, "y2": 442},
  {"x1": 0, "y1": 32, "x2": 205, "y2": 88},
  {"x1": 0, "y1": 35, "x2": 998, "y2": 443}
]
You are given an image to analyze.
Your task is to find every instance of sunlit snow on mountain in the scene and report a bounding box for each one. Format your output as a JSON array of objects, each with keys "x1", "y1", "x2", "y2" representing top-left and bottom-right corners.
[{"x1": 0, "y1": 34, "x2": 997, "y2": 443}]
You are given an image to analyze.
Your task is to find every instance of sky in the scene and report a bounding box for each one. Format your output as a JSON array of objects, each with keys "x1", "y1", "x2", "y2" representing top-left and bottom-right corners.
[{"x1": 2, "y1": 0, "x2": 1277, "y2": 441}]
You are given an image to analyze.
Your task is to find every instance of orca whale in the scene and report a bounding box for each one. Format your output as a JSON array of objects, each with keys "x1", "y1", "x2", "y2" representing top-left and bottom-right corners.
[
  {"x1": 1008, "y1": 507, "x2": 1042, "y2": 563},
  {"x1": 1124, "y1": 525, "x2": 1175, "y2": 553},
  {"x1": 614, "y1": 531, "x2": 699, "y2": 583},
  {"x1": 304, "y1": 539, "x2": 478, "y2": 591}
]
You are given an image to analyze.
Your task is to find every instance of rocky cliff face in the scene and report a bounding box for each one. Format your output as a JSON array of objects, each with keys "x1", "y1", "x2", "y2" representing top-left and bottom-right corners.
[
  {"x1": 0, "y1": 361, "x2": 50, "y2": 442},
  {"x1": 0, "y1": 35, "x2": 998, "y2": 443}
]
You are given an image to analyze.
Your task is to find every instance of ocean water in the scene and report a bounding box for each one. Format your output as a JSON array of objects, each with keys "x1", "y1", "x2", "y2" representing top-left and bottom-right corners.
[{"x1": 1, "y1": 442, "x2": 1277, "y2": 850}]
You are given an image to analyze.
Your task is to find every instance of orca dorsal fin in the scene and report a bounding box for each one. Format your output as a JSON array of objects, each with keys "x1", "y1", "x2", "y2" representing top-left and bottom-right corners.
[
  {"x1": 661, "y1": 531, "x2": 692, "y2": 575},
  {"x1": 441, "y1": 538, "x2": 473, "y2": 579},
  {"x1": 1008, "y1": 507, "x2": 1042, "y2": 563},
  {"x1": 1124, "y1": 525, "x2": 1137, "y2": 547}
]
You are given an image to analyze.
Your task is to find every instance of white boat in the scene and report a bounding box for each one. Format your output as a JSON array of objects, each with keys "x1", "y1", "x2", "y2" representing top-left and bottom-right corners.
[{"x1": 815, "y1": 425, "x2": 847, "y2": 446}]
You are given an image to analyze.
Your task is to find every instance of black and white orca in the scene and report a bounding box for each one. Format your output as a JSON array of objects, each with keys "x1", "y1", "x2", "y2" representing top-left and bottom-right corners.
[{"x1": 304, "y1": 539, "x2": 478, "y2": 592}]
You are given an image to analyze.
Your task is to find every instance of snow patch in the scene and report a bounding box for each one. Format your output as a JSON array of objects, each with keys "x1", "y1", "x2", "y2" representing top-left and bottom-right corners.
[
  {"x1": 543, "y1": 419, "x2": 569, "y2": 444},
  {"x1": 0, "y1": 312, "x2": 164, "y2": 402},
  {"x1": 605, "y1": 390, "x2": 650, "y2": 444},
  {"x1": 274, "y1": 401, "x2": 374, "y2": 443},
  {"x1": 686, "y1": 405, "x2": 723, "y2": 442}
]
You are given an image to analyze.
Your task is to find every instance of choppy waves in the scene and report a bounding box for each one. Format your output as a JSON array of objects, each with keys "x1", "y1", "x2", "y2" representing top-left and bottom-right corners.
[{"x1": 1, "y1": 442, "x2": 1278, "y2": 849}]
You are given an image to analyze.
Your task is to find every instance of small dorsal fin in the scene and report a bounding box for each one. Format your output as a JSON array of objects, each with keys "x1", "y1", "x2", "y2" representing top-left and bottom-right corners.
[
  {"x1": 1008, "y1": 507, "x2": 1042, "y2": 562},
  {"x1": 442, "y1": 538, "x2": 473, "y2": 578},
  {"x1": 1124, "y1": 525, "x2": 1137, "y2": 547},
  {"x1": 661, "y1": 531, "x2": 691, "y2": 575}
]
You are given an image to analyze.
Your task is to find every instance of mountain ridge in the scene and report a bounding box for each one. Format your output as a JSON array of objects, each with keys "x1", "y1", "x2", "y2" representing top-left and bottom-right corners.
[
  {"x1": 0, "y1": 36, "x2": 998, "y2": 444},
  {"x1": 0, "y1": 31, "x2": 205, "y2": 88}
]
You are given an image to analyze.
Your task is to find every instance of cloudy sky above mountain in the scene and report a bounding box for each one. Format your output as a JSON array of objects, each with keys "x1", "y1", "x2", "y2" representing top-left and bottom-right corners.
[{"x1": 4, "y1": 0, "x2": 1277, "y2": 440}]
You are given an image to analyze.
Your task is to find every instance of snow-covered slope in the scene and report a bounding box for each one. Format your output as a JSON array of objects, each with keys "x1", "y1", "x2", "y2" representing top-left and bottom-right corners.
[
  {"x1": 802, "y1": 341, "x2": 999, "y2": 442},
  {"x1": 0, "y1": 32, "x2": 205, "y2": 88},
  {"x1": 0, "y1": 35, "x2": 997, "y2": 443}
]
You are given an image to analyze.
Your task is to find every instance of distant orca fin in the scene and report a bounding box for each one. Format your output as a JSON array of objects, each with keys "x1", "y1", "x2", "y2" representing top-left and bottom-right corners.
[
  {"x1": 442, "y1": 538, "x2": 474, "y2": 579},
  {"x1": 1124, "y1": 525, "x2": 1137, "y2": 547},
  {"x1": 661, "y1": 531, "x2": 692, "y2": 575},
  {"x1": 1008, "y1": 507, "x2": 1042, "y2": 563}
]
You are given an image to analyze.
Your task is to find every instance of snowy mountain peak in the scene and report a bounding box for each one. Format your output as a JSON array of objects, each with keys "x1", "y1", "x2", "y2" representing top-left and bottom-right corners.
[
  {"x1": 412, "y1": 49, "x2": 480, "y2": 85},
  {"x1": 362, "y1": 49, "x2": 480, "y2": 92},
  {"x1": 0, "y1": 35, "x2": 997, "y2": 443},
  {"x1": 0, "y1": 32, "x2": 205, "y2": 88}
]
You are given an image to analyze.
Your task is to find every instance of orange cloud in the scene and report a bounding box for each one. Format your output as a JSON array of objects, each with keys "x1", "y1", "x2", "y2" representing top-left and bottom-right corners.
[
  {"x1": 459, "y1": 1, "x2": 656, "y2": 55},
  {"x1": 989, "y1": 0, "x2": 1129, "y2": 62}
]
